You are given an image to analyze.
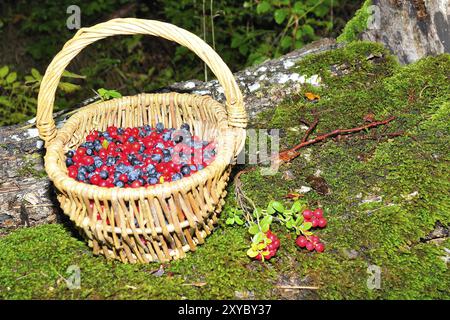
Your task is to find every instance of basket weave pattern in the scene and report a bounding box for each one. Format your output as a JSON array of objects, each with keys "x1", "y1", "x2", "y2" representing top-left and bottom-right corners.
[{"x1": 36, "y1": 19, "x2": 247, "y2": 263}]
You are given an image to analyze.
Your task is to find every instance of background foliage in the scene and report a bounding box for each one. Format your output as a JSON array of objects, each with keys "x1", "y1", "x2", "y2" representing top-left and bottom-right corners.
[{"x1": 0, "y1": 0, "x2": 363, "y2": 125}]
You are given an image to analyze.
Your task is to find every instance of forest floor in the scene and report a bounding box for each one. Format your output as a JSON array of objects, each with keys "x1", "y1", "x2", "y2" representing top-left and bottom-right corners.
[{"x1": 0, "y1": 42, "x2": 449, "y2": 299}]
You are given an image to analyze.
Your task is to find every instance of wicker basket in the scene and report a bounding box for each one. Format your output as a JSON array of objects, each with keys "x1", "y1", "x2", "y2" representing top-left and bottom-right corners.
[{"x1": 36, "y1": 18, "x2": 247, "y2": 263}]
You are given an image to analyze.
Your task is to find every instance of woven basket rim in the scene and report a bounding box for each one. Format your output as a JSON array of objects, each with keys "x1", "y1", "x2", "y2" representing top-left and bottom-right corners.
[{"x1": 45, "y1": 93, "x2": 243, "y2": 201}]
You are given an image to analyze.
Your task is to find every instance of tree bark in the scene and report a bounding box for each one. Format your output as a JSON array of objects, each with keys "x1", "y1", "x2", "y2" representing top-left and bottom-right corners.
[{"x1": 361, "y1": 0, "x2": 450, "y2": 64}]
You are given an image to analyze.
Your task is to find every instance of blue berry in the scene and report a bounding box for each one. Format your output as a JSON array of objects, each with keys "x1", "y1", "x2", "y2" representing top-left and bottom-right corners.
[
  {"x1": 156, "y1": 122, "x2": 164, "y2": 133},
  {"x1": 77, "y1": 172, "x2": 86, "y2": 181},
  {"x1": 151, "y1": 154, "x2": 162, "y2": 163},
  {"x1": 66, "y1": 158, "x2": 74, "y2": 166},
  {"x1": 180, "y1": 123, "x2": 190, "y2": 131},
  {"x1": 66, "y1": 150, "x2": 75, "y2": 158},
  {"x1": 115, "y1": 181, "x2": 125, "y2": 188},
  {"x1": 172, "y1": 173, "x2": 183, "y2": 181},
  {"x1": 148, "y1": 177, "x2": 158, "y2": 185},
  {"x1": 99, "y1": 170, "x2": 109, "y2": 179},
  {"x1": 180, "y1": 165, "x2": 191, "y2": 176},
  {"x1": 197, "y1": 164, "x2": 204, "y2": 170}
]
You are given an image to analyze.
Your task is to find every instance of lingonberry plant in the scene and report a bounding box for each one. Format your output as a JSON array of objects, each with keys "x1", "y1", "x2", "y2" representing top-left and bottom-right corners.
[{"x1": 226, "y1": 199, "x2": 328, "y2": 261}]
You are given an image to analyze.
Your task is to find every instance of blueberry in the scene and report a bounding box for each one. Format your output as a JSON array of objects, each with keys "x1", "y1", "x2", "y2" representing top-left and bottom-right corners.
[
  {"x1": 116, "y1": 163, "x2": 127, "y2": 173},
  {"x1": 144, "y1": 125, "x2": 151, "y2": 131},
  {"x1": 190, "y1": 164, "x2": 197, "y2": 171},
  {"x1": 80, "y1": 142, "x2": 87, "y2": 148},
  {"x1": 85, "y1": 142, "x2": 93, "y2": 149},
  {"x1": 128, "y1": 170, "x2": 140, "y2": 182},
  {"x1": 106, "y1": 156, "x2": 116, "y2": 166},
  {"x1": 99, "y1": 170, "x2": 109, "y2": 179},
  {"x1": 66, "y1": 158, "x2": 74, "y2": 167},
  {"x1": 86, "y1": 148, "x2": 94, "y2": 156},
  {"x1": 155, "y1": 142, "x2": 165, "y2": 149},
  {"x1": 78, "y1": 166, "x2": 88, "y2": 174},
  {"x1": 180, "y1": 123, "x2": 190, "y2": 131},
  {"x1": 162, "y1": 131, "x2": 172, "y2": 141},
  {"x1": 113, "y1": 171, "x2": 121, "y2": 180},
  {"x1": 117, "y1": 128, "x2": 124, "y2": 135},
  {"x1": 163, "y1": 155, "x2": 172, "y2": 163},
  {"x1": 148, "y1": 177, "x2": 158, "y2": 185},
  {"x1": 156, "y1": 122, "x2": 164, "y2": 133},
  {"x1": 197, "y1": 164, "x2": 204, "y2": 170},
  {"x1": 146, "y1": 164, "x2": 156, "y2": 174},
  {"x1": 162, "y1": 148, "x2": 171, "y2": 156},
  {"x1": 151, "y1": 154, "x2": 162, "y2": 163},
  {"x1": 128, "y1": 136, "x2": 136, "y2": 143},
  {"x1": 139, "y1": 145, "x2": 145, "y2": 153},
  {"x1": 94, "y1": 144, "x2": 102, "y2": 152},
  {"x1": 66, "y1": 150, "x2": 75, "y2": 158},
  {"x1": 180, "y1": 165, "x2": 191, "y2": 176},
  {"x1": 86, "y1": 165, "x2": 95, "y2": 173},
  {"x1": 115, "y1": 181, "x2": 125, "y2": 188},
  {"x1": 76, "y1": 172, "x2": 86, "y2": 181},
  {"x1": 138, "y1": 177, "x2": 145, "y2": 185},
  {"x1": 172, "y1": 173, "x2": 183, "y2": 181},
  {"x1": 173, "y1": 134, "x2": 183, "y2": 144}
]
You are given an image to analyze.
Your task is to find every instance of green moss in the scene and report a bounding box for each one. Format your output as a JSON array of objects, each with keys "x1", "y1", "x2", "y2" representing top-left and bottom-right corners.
[
  {"x1": 1, "y1": 42, "x2": 449, "y2": 299},
  {"x1": 337, "y1": 0, "x2": 372, "y2": 43}
]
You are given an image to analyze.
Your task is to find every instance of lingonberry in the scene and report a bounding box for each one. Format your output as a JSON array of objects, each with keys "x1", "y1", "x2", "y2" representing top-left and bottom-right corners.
[
  {"x1": 313, "y1": 208, "x2": 324, "y2": 219},
  {"x1": 295, "y1": 236, "x2": 307, "y2": 248},
  {"x1": 302, "y1": 209, "x2": 313, "y2": 220},
  {"x1": 314, "y1": 242, "x2": 325, "y2": 253}
]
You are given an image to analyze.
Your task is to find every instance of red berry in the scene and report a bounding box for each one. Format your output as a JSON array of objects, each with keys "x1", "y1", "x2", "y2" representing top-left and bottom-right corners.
[
  {"x1": 131, "y1": 180, "x2": 142, "y2": 188},
  {"x1": 317, "y1": 217, "x2": 327, "y2": 228},
  {"x1": 76, "y1": 148, "x2": 86, "y2": 156},
  {"x1": 305, "y1": 241, "x2": 315, "y2": 251},
  {"x1": 302, "y1": 210, "x2": 313, "y2": 219},
  {"x1": 67, "y1": 166, "x2": 78, "y2": 178},
  {"x1": 310, "y1": 235, "x2": 320, "y2": 244},
  {"x1": 90, "y1": 174, "x2": 101, "y2": 185},
  {"x1": 272, "y1": 239, "x2": 280, "y2": 248},
  {"x1": 313, "y1": 208, "x2": 324, "y2": 218},
  {"x1": 311, "y1": 217, "x2": 319, "y2": 228},
  {"x1": 314, "y1": 242, "x2": 325, "y2": 253},
  {"x1": 119, "y1": 174, "x2": 128, "y2": 183},
  {"x1": 295, "y1": 236, "x2": 307, "y2": 248}
]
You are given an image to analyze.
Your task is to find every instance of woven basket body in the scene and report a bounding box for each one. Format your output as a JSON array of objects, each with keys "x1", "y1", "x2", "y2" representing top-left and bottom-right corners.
[{"x1": 36, "y1": 19, "x2": 246, "y2": 263}]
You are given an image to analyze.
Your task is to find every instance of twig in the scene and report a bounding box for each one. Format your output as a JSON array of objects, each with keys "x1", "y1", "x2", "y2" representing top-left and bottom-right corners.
[
  {"x1": 276, "y1": 285, "x2": 319, "y2": 290},
  {"x1": 278, "y1": 116, "x2": 396, "y2": 163},
  {"x1": 301, "y1": 116, "x2": 319, "y2": 143}
]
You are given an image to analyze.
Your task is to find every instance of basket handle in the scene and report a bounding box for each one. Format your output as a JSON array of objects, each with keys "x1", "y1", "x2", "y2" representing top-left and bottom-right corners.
[{"x1": 36, "y1": 18, "x2": 247, "y2": 144}]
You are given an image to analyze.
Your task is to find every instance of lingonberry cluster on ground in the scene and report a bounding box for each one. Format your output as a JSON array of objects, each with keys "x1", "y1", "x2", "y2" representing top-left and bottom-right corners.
[
  {"x1": 65, "y1": 124, "x2": 217, "y2": 188},
  {"x1": 295, "y1": 208, "x2": 327, "y2": 252},
  {"x1": 255, "y1": 230, "x2": 280, "y2": 261}
]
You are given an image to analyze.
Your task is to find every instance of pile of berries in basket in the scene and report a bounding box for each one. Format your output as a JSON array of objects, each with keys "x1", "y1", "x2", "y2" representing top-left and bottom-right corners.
[{"x1": 65, "y1": 123, "x2": 217, "y2": 188}]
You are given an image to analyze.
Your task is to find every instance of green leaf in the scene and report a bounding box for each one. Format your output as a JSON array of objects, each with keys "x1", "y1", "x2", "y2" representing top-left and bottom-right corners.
[
  {"x1": 302, "y1": 221, "x2": 313, "y2": 231},
  {"x1": 107, "y1": 90, "x2": 122, "y2": 98},
  {"x1": 62, "y1": 70, "x2": 86, "y2": 79},
  {"x1": 256, "y1": 1, "x2": 271, "y2": 14},
  {"x1": 58, "y1": 82, "x2": 80, "y2": 93},
  {"x1": 101, "y1": 139, "x2": 109, "y2": 150},
  {"x1": 0, "y1": 96, "x2": 13, "y2": 107},
  {"x1": 253, "y1": 231, "x2": 265, "y2": 244},
  {"x1": 225, "y1": 217, "x2": 235, "y2": 225},
  {"x1": 31, "y1": 68, "x2": 42, "y2": 80},
  {"x1": 260, "y1": 215, "x2": 273, "y2": 232},
  {"x1": 247, "y1": 248, "x2": 259, "y2": 258},
  {"x1": 280, "y1": 36, "x2": 292, "y2": 49},
  {"x1": 302, "y1": 24, "x2": 315, "y2": 38},
  {"x1": 0, "y1": 66, "x2": 9, "y2": 78},
  {"x1": 274, "y1": 8, "x2": 289, "y2": 24},
  {"x1": 293, "y1": 2, "x2": 304, "y2": 15},
  {"x1": 6, "y1": 72, "x2": 17, "y2": 84},
  {"x1": 234, "y1": 216, "x2": 244, "y2": 225},
  {"x1": 248, "y1": 223, "x2": 259, "y2": 235},
  {"x1": 291, "y1": 200, "x2": 306, "y2": 213},
  {"x1": 271, "y1": 201, "x2": 285, "y2": 213}
]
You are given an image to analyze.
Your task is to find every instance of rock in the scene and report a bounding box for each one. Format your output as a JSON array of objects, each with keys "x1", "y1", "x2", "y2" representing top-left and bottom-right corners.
[{"x1": 361, "y1": 0, "x2": 450, "y2": 64}]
